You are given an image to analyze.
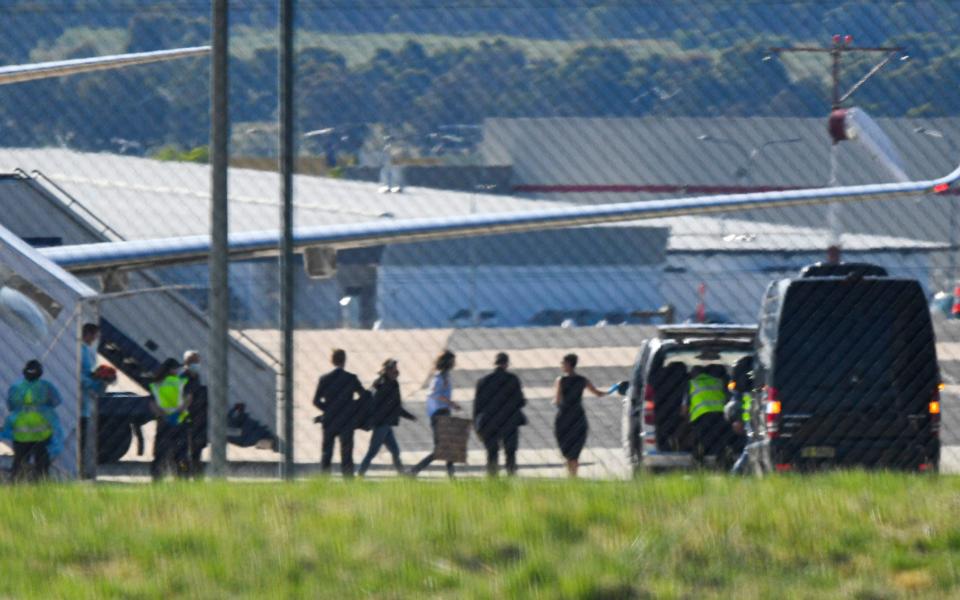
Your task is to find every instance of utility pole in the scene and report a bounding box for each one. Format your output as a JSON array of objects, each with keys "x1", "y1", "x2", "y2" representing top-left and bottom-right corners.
[
  {"x1": 208, "y1": 0, "x2": 229, "y2": 478},
  {"x1": 769, "y1": 35, "x2": 904, "y2": 112},
  {"x1": 279, "y1": 0, "x2": 296, "y2": 479},
  {"x1": 769, "y1": 35, "x2": 905, "y2": 244}
]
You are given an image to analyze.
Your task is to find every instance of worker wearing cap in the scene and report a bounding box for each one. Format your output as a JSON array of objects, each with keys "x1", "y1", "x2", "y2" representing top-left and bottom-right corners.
[
  {"x1": 5, "y1": 360, "x2": 62, "y2": 481},
  {"x1": 682, "y1": 364, "x2": 729, "y2": 466},
  {"x1": 728, "y1": 356, "x2": 757, "y2": 475},
  {"x1": 149, "y1": 358, "x2": 192, "y2": 480},
  {"x1": 180, "y1": 350, "x2": 207, "y2": 477}
]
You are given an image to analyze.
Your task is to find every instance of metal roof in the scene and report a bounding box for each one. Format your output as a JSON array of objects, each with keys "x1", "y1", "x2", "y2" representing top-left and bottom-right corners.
[
  {"x1": 481, "y1": 116, "x2": 960, "y2": 242},
  {"x1": 0, "y1": 146, "x2": 941, "y2": 262}
]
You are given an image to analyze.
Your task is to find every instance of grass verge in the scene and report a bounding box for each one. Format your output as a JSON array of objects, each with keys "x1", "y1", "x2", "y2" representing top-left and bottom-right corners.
[{"x1": 1, "y1": 473, "x2": 959, "y2": 598}]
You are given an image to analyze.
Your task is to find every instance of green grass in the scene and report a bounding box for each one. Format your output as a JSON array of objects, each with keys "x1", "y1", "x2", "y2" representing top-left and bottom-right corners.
[
  {"x1": 1, "y1": 473, "x2": 959, "y2": 598},
  {"x1": 232, "y1": 28, "x2": 692, "y2": 66}
]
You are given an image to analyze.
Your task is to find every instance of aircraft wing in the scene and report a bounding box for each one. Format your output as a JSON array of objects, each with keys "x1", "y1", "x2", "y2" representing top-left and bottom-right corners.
[
  {"x1": 0, "y1": 46, "x2": 210, "y2": 86},
  {"x1": 39, "y1": 161, "x2": 960, "y2": 276}
]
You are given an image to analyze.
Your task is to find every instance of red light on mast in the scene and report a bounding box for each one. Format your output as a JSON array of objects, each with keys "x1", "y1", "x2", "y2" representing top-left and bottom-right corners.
[
  {"x1": 832, "y1": 34, "x2": 841, "y2": 45},
  {"x1": 844, "y1": 35, "x2": 854, "y2": 46}
]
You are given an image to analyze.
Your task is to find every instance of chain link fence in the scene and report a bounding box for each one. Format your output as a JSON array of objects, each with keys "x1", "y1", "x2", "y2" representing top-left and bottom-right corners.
[{"x1": 0, "y1": 1, "x2": 958, "y2": 481}]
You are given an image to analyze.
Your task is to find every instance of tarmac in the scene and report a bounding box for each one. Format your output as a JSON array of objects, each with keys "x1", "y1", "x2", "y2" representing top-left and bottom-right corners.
[{"x1": 93, "y1": 324, "x2": 960, "y2": 480}]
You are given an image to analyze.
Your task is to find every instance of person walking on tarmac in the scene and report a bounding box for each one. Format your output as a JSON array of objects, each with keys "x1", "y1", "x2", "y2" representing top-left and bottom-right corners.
[
  {"x1": 313, "y1": 349, "x2": 365, "y2": 477},
  {"x1": 357, "y1": 358, "x2": 416, "y2": 477},
  {"x1": 474, "y1": 352, "x2": 527, "y2": 477},
  {"x1": 149, "y1": 358, "x2": 192, "y2": 480},
  {"x1": 180, "y1": 350, "x2": 207, "y2": 477},
  {"x1": 410, "y1": 350, "x2": 462, "y2": 478},
  {"x1": 682, "y1": 364, "x2": 730, "y2": 467},
  {"x1": 4, "y1": 360, "x2": 62, "y2": 481},
  {"x1": 553, "y1": 353, "x2": 609, "y2": 478}
]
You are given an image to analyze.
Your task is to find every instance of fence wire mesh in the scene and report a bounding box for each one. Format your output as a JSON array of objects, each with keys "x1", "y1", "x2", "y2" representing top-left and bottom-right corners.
[{"x1": 0, "y1": 0, "x2": 958, "y2": 481}]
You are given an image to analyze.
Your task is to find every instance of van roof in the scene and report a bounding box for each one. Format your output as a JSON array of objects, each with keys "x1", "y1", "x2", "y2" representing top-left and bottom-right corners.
[
  {"x1": 657, "y1": 324, "x2": 757, "y2": 342},
  {"x1": 798, "y1": 262, "x2": 888, "y2": 278}
]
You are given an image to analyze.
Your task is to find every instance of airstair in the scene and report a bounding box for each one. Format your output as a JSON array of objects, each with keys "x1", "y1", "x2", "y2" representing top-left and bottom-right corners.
[{"x1": 0, "y1": 170, "x2": 278, "y2": 434}]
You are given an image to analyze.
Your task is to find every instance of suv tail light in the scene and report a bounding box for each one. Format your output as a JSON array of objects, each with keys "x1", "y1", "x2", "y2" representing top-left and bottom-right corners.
[
  {"x1": 930, "y1": 383, "x2": 943, "y2": 437},
  {"x1": 765, "y1": 386, "x2": 782, "y2": 439},
  {"x1": 643, "y1": 385, "x2": 656, "y2": 426}
]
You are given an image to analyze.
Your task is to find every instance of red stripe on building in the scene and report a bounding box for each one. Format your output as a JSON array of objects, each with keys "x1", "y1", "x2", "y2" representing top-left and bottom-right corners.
[
  {"x1": 513, "y1": 183, "x2": 960, "y2": 195},
  {"x1": 513, "y1": 184, "x2": 805, "y2": 194}
]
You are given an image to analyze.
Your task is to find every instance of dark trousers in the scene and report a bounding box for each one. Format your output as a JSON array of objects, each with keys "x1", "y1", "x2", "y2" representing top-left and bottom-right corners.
[
  {"x1": 358, "y1": 425, "x2": 403, "y2": 475},
  {"x1": 321, "y1": 428, "x2": 355, "y2": 477},
  {"x1": 412, "y1": 410, "x2": 454, "y2": 477},
  {"x1": 79, "y1": 416, "x2": 88, "y2": 478},
  {"x1": 12, "y1": 441, "x2": 50, "y2": 481},
  {"x1": 189, "y1": 433, "x2": 207, "y2": 478},
  {"x1": 482, "y1": 428, "x2": 519, "y2": 476},
  {"x1": 692, "y1": 413, "x2": 731, "y2": 465},
  {"x1": 188, "y1": 418, "x2": 207, "y2": 478},
  {"x1": 152, "y1": 420, "x2": 188, "y2": 480}
]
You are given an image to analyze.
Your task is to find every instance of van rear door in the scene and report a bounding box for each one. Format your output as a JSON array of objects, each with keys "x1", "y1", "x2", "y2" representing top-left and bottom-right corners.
[{"x1": 773, "y1": 278, "x2": 938, "y2": 464}]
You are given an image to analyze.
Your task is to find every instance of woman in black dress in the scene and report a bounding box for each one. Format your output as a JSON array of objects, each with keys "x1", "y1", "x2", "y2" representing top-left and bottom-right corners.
[{"x1": 554, "y1": 353, "x2": 608, "y2": 477}]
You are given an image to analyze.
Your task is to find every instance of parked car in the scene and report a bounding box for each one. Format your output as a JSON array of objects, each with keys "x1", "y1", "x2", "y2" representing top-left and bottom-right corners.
[{"x1": 527, "y1": 309, "x2": 603, "y2": 327}]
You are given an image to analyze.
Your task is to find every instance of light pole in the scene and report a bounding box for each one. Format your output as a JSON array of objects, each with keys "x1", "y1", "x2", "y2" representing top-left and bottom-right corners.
[
  {"x1": 468, "y1": 184, "x2": 497, "y2": 325},
  {"x1": 916, "y1": 126, "x2": 958, "y2": 288},
  {"x1": 696, "y1": 134, "x2": 802, "y2": 235}
]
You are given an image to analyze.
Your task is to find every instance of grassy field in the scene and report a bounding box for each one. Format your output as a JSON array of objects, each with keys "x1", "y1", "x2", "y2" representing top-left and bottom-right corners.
[{"x1": 1, "y1": 474, "x2": 959, "y2": 598}]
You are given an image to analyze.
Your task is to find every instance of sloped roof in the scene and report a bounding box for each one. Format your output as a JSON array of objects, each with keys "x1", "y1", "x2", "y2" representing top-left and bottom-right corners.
[
  {"x1": 0, "y1": 146, "x2": 939, "y2": 256},
  {"x1": 481, "y1": 116, "x2": 960, "y2": 242}
]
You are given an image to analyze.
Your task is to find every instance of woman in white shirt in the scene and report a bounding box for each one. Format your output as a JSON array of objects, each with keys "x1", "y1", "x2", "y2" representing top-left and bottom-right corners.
[{"x1": 410, "y1": 350, "x2": 461, "y2": 477}]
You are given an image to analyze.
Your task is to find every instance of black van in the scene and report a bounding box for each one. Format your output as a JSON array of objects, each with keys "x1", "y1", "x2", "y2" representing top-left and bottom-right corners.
[{"x1": 754, "y1": 263, "x2": 941, "y2": 472}]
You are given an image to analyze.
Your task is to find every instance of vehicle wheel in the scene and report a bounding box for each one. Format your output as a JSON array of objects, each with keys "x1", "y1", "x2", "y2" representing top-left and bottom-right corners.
[{"x1": 98, "y1": 420, "x2": 133, "y2": 464}]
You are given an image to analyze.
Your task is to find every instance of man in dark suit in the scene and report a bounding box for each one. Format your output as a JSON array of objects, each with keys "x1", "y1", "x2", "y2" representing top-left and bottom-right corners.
[
  {"x1": 473, "y1": 352, "x2": 526, "y2": 477},
  {"x1": 313, "y1": 348, "x2": 364, "y2": 477}
]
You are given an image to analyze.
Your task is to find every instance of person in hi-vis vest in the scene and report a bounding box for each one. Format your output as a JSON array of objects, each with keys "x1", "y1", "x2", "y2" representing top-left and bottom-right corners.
[
  {"x1": 727, "y1": 356, "x2": 757, "y2": 474},
  {"x1": 148, "y1": 358, "x2": 193, "y2": 480},
  {"x1": 682, "y1": 364, "x2": 729, "y2": 465},
  {"x1": 4, "y1": 360, "x2": 62, "y2": 481}
]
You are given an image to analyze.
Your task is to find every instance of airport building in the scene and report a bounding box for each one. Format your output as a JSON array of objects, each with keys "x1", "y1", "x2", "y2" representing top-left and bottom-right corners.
[{"x1": 0, "y1": 132, "x2": 948, "y2": 330}]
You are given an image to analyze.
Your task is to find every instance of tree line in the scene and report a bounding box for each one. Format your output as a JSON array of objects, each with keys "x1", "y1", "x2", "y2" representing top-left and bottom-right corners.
[{"x1": 0, "y1": 1, "x2": 958, "y2": 157}]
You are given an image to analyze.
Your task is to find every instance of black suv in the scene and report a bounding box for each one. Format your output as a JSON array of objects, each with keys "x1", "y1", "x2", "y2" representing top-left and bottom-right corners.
[{"x1": 753, "y1": 263, "x2": 941, "y2": 472}]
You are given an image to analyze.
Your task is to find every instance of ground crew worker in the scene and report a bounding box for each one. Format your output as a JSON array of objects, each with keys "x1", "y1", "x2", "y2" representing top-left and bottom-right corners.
[
  {"x1": 728, "y1": 356, "x2": 756, "y2": 475},
  {"x1": 180, "y1": 350, "x2": 207, "y2": 478},
  {"x1": 148, "y1": 358, "x2": 192, "y2": 480},
  {"x1": 682, "y1": 364, "x2": 729, "y2": 466},
  {"x1": 6, "y1": 360, "x2": 61, "y2": 481}
]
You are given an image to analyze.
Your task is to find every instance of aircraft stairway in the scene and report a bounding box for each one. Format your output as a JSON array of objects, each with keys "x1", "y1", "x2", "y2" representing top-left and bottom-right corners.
[{"x1": 0, "y1": 172, "x2": 279, "y2": 450}]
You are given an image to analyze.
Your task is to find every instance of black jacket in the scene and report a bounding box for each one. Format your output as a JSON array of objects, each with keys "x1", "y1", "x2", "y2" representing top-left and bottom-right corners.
[
  {"x1": 313, "y1": 368, "x2": 364, "y2": 433},
  {"x1": 473, "y1": 368, "x2": 526, "y2": 440},
  {"x1": 367, "y1": 377, "x2": 416, "y2": 428}
]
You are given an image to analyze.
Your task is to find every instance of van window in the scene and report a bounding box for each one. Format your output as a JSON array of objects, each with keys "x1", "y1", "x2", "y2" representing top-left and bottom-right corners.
[{"x1": 774, "y1": 279, "x2": 936, "y2": 413}]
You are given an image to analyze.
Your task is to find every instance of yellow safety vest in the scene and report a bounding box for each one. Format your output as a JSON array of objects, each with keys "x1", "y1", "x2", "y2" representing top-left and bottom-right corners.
[
  {"x1": 688, "y1": 374, "x2": 726, "y2": 423},
  {"x1": 13, "y1": 383, "x2": 52, "y2": 443},
  {"x1": 742, "y1": 392, "x2": 753, "y2": 424},
  {"x1": 150, "y1": 375, "x2": 188, "y2": 423}
]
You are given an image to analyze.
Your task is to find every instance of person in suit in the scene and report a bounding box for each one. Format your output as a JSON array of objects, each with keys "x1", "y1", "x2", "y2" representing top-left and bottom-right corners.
[
  {"x1": 357, "y1": 358, "x2": 416, "y2": 476},
  {"x1": 313, "y1": 348, "x2": 364, "y2": 477},
  {"x1": 473, "y1": 352, "x2": 526, "y2": 477}
]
